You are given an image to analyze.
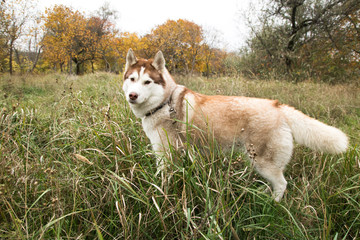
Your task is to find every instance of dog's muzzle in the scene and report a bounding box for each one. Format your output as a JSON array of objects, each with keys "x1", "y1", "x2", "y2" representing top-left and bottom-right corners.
[{"x1": 129, "y1": 92, "x2": 138, "y2": 103}]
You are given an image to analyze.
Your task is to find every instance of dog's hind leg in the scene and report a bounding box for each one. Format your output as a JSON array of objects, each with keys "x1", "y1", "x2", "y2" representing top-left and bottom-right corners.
[
  {"x1": 255, "y1": 164, "x2": 288, "y2": 202},
  {"x1": 253, "y1": 125, "x2": 294, "y2": 202}
]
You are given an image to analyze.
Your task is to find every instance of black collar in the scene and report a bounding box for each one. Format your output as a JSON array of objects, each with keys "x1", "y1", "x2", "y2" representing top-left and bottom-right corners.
[
  {"x1": 145, "y1": 89, "x2": 176, "y2": 118},
  {"x1": 145, "y1": 101, "x2": 169, "y2": 117}
]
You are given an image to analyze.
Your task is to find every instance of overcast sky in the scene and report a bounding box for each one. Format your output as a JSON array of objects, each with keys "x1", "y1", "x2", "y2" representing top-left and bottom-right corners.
[{"x1": 37, "y1": 0, "x2": 254, "y2": 51}]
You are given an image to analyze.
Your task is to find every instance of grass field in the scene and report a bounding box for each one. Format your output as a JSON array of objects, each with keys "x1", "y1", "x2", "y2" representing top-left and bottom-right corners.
[{"x1": 0, "y1": 72, "x2": 359, "y2": 239}]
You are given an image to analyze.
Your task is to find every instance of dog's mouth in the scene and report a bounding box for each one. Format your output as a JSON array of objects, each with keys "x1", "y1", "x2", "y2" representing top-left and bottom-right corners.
[{"x1": 128, "y1": 95, "x2": 150, "y2": 105}]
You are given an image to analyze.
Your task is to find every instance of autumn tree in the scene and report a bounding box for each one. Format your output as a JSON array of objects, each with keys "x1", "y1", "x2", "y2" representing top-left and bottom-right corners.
[
  {"x1": 26, "y1": 17, "x2": 44, "y2": 73},
  {"x1": 202, "y1": 27, "x2": 225, "y2": 77},
  {"x1": 86, "y1": 3, "x2": 118, "y2": 72},
  {"x1": 113, "y1": 32, "x2": 144, "y2": 70},
  {"x1": 69, "y1": 11, "x2": 93, "y2": 75},
  {"x1": 0, "y1": 0, "x2": 36, "y2": 74},
  {"x1": 86, "y1": 16, "x2": 113, "y2": 72},
  {"x1": 0, "y1": 2, "x2": 7, "y2": 71},
  {"x1": 42, "y1": 5, "x2": 76, "y2": 72},
  {"x1": 42, "y1": 4, "x2": 118, "y2": 74},
  {"x1": 147, "y1": 19, "x2": 204, "y2": 74}
]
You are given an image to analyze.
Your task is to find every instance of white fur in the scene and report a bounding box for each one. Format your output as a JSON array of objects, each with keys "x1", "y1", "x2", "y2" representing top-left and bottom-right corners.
[
  {"x1": 123, "y1": 68, "x2": 165, "y2": 118},
  {"x1": 281, "y1": 105, "x2": 348, "y2": 154}
]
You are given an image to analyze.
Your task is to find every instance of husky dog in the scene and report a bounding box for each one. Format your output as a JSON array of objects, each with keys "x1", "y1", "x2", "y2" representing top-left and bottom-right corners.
[{"x1": 122, "y1": 49, "x2": 348, "y2": 201}]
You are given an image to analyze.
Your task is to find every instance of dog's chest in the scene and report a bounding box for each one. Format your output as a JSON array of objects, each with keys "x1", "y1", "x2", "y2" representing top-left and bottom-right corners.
[
  {"x1": 142, "y1": 116, "x2": 160, "y2": 139},
  {"x1": 142, "y1": 111, "x2": 174, "y2": 139}
]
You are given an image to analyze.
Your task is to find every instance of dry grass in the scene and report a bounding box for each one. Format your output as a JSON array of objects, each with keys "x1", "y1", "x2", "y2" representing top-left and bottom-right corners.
[{"x1": 0, "y1": 72, "x2": 359, "y2": 239}]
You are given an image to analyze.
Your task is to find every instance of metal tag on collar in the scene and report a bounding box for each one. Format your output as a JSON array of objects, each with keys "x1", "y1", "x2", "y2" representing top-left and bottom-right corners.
[
  {"x1": 168, "y1": 102, "x2": 177, "y2": 124},
  {"x1": 168, "y1": 101, "x2": 176, "y2": 114}
]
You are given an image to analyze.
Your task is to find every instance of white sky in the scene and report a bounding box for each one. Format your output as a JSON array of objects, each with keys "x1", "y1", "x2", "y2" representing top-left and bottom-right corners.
[{"x1": 37, "y1": 0, "x2": 254, "y2": 51}]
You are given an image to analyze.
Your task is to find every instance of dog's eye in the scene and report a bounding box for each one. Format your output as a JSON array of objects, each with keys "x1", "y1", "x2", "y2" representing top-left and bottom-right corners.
[
  {"x1": 144, "y1": 80, "x2": 151, "y2": 85},
  {"x1": 130, "y1": 77, "x2": 135, "y2": 82}
]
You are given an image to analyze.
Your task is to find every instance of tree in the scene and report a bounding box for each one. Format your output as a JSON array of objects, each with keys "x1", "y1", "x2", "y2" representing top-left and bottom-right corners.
[
  {"x1": 114, "y1": 32, "x2": 143, "y2": 71},
  {"x1": 149, "y1": 19, "x2": 204, "y2": 74},
  {"x1": 202, "y1": 27, "x2": 224, "y2": 77},
  {"x1": 0, "y1": 0, "x2": 36, "y2": 74},
  {"x1": 91, "y1": 3, "x2": 118, "y2": 72},
  {"x1": 66, "y1": 9, "x2": 93, "y2": 75},
  {"x1": 324, "y1": 7, "x2": 360, "y2": 68},
  {"x1": 27, "y1": 17, "x2": 44, "y2": 73},
  {"x1": 242, "y1": 0, "x2": 360, "y2": 81},
  {"x1": 42, "y1": 5, "x2": 77, "y2": 72},
  {"x1": 0, "y1": 2, "x2": 8, "y2": 71},
  {"x1": 301, "y1": 7, "x2": 360, "y2": 81},
  {"x1": 42, "y1": 4, "x2": 118, "y2": 75}
]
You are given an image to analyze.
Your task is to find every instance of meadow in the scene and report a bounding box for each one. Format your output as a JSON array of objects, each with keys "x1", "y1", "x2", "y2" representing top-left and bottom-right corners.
[{"x1": 0, "y1": 72, "x2": 359, "y2": 239}]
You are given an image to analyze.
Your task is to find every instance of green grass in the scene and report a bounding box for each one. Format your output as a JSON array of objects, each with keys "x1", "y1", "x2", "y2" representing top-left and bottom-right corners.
[{"x1": 0, "y1": 72, "x2": 359, "y2": 239}]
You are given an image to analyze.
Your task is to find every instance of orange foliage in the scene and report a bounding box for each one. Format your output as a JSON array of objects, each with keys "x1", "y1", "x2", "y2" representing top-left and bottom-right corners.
[
  {"x1": 41, "y1": 12, "x2": 226, "y2": 75},
  {"x1": 42, "y1": 5, "x2": 85, "y2": 71},
  {"x1": 147, "y1": 19, "x2": 204, "y2": 74},
  {"x1": 42, "y1": 5, "x2": 118, "y2": 74}
]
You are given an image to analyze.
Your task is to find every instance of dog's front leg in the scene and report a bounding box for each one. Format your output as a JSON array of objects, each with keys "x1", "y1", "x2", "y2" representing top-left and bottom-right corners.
[
  {"x1": 148, "y1": 131, "x2": 172, "y2": 175},
  {"x1": 146, "y1": 126, "x2": 180, "y2": 189},
  {"x1": 150, "y1": 141, "x2": 172, "y2": 190},
  {"x1": 153, "y1": 146, "x2": 167, "y2": 176}
]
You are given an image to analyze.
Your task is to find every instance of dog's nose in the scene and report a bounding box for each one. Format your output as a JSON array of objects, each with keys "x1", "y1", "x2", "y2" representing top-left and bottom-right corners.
[{"x1": 129, "y1": 92, "x2": 138, "y2": 101}]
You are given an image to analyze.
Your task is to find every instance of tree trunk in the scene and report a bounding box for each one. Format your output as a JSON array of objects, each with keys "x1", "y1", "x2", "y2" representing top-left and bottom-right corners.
[
  {"x1": 69, "y1": 58, "x2": 72, "y2": 74},
  {"x1": 103, "y1": 57, "x2": 110, "y2": 72},
  {"x1": 91, "y1": 60, "x2": 95, "y2": 73},
  {"x1": 76, "y1": 63, "x2": 81, "y2": 75},
  {"x1": 30, "y1": 47, "x2": 42, "y2": 73},
  {"x1": 285, "y1": 55, "x2": 293, "y2": 73},
  {"x1": 190, "y1": 54, "x2": 196, "y2": 76},
  {"x1": 72, "y1": 58, "x2": 82, "y2": 75},
  {"x1": 14, "y1": 49, "x2": 25, "y2": 74},
  {"x1": 9, "y1": 44, "x2": 13, "y2": 75}
]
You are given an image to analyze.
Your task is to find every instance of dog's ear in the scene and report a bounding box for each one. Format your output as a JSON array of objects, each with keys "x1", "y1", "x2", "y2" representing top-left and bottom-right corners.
[
  {"x1": 152, "y1": 51, "x2": 165, "y2": 71},
  {"x1": 125, "y1": 49, "x2": 137, "y2": 72}
]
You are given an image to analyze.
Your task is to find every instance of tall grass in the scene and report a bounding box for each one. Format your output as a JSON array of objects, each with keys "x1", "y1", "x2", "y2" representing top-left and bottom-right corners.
[{"x1": 0, "y1": 73, "x2": 359, "y2": 239}]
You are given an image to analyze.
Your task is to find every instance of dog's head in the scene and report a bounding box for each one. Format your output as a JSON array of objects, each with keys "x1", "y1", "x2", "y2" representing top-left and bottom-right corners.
[{"x1": 122, "y1": 49, "x2": 167, "y2": 109}]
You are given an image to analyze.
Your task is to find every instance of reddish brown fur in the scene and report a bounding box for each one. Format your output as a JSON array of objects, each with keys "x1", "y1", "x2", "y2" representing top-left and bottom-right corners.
[
  {"x1": 175, "y1": 88, "x2": 192, "y2": 121},
  {"x1": 124, "y1": 59, "x2": 166, "y2": 86},
  {"x1": 176, "y1": 93, "x2": 284, "y2": 158},
  {"x1": 273, "y1": 100, "x2": 281, "y2": 107}
]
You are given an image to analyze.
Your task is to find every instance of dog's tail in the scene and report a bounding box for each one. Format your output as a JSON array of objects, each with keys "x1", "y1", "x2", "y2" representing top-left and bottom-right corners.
[{"x1": 281, "y1": 105, "x2": 348, "y2": 154}]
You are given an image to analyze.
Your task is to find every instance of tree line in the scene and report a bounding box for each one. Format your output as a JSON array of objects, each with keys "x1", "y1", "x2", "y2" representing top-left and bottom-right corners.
[
  {"x1": 1, "y1": 0, "x2": 359, "y2": 83},
  {"x1": 0, "y1": 1, "x2": 227, "y2": 76}
]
